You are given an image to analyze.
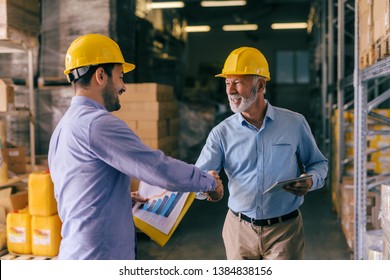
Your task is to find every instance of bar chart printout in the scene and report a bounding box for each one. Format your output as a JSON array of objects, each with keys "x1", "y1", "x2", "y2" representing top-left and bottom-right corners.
[
  {"x1": 132, "y1": 181, "x2": 189, "y2": 234},
  {"x1": 138, "y1": 192, "x2": 183, "y2": 217}
]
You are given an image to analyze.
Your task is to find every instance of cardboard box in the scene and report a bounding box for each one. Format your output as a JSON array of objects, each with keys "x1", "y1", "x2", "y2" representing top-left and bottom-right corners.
[
  {"x1": 373, "y1": 0, "x2": 389, "y2": 42},
  {"x1": 136, "y1": 120, "x2": 169, "y2": 140},
  {"x1": 113, "y1": 109, "x2": 161, "y2": 121},
  {"x1": 360, "y1": 11, "x2": 373, "y2": 54},
  {"x1": 7, "y1": 147, "x2": 26, "y2": 174},
  {"x1": 0, "y1": 78, "x2": 14, "y2": 112},
  {"x1": 359, "y1": 0, "x2": 373, "y2": 15},
  {"x1": 120, "y1": 83, "x2": 174, "y2": 102},
  {"x1": 0, "y1": 186, "x2": 28, "y2": 214}
]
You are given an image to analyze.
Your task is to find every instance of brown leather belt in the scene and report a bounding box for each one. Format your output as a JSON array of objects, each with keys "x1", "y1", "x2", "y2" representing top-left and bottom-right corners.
[{"x1": 230, "y1": 209, "x2": 299, "y2": 226}]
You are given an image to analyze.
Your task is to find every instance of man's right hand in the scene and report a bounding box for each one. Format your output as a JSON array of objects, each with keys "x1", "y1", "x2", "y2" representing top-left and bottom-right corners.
[{"x1": 203, "y1": 170, "x2": 224, "y2": 202}]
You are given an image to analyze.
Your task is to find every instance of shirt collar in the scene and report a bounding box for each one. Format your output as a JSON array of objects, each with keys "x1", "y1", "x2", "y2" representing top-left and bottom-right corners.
[
  {"x1": 71, "y1": 96, "x2": 107, "y2": 111},
  {"x1": 238, "y1": 99, "x2": 275, "y2": 127}
]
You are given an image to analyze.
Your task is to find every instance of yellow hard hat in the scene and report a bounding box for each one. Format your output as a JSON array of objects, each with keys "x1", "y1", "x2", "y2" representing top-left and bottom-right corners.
[
  {"x1": 215, "y1": 47, "x2": 270, "y2": 80},
  {"x1": 64, "y1": 33, "x2": 135, "y2": 75}
]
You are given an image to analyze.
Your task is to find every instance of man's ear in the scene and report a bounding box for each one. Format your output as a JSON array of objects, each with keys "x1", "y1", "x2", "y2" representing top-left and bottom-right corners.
[
  {"x1": 258, "y1": 78, "x2": 266, "y2": 92},
  {"x1": 95, "y1": 67, "x2": 106, "y2": 85}
]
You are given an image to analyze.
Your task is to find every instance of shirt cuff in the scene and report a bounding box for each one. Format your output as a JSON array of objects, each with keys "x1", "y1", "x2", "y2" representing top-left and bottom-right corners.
[
  {"x1": 196, "y1": 192, "x2": 207, "y2": 200},
  {"x1": 200, "y1": 172, "x2": 216, "y2": 192}
]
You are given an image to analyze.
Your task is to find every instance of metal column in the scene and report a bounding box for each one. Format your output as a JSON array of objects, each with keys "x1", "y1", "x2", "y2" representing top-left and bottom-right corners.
[
  {"x1": 353, "y1": 0, "x2": 367, "y2": 260},
  {"x1": 336, "y1": 0, "x2": 345, "y2": 198},
  {"x1": 321, "y1": 0, "x2": 328, "y2": 153},
  {"x1": 28, "y1": 48, "x2": 36, "y2": 170}
]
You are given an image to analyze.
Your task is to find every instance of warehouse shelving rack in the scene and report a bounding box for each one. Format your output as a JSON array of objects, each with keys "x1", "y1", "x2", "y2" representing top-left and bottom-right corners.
[
  {"x1": 318, "y1": 0, "x2": 356, "y2": 207},
  {"x1": 0, "y1": 40, "x2": 36, "y2": 170},
  {"x1": 354, "y1": 55, "x2": 390, "y2": 259},
  {"x1": 320, "y1": 0, "x2": 390, "y2": 259},
  {"x1": 353, "y1": 0, "x2": 390, "y2": 259}
]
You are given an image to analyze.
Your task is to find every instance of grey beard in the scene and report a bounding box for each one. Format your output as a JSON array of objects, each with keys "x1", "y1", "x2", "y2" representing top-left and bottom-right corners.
[{"x1": 229, "y1": 87, "x2": 258, "y2": 113}]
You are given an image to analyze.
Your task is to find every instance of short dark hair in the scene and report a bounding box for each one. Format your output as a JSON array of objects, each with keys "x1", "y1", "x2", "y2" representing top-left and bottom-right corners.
[{"x1": 74, "y1": 63, "x2": 116, "y2": 87}]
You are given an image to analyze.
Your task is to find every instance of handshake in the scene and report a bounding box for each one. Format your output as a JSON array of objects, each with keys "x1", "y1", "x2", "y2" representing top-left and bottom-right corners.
[
  {"x1": 202, "y1": 170, "x2": 224, "y2": 203},
  {"x1": 131, "y1": 170, "x2": 224, "y2": 204}
]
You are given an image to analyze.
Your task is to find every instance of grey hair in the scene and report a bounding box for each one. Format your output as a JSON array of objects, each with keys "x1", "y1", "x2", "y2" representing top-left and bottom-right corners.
[{"x1": 253, "y1": 75, "x2": 266, "y2": 94}]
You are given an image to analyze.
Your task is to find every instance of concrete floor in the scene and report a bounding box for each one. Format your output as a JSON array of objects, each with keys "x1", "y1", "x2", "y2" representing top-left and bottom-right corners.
[{"x1": 136, "y1": 180, "x2": 352, "y2": 260}]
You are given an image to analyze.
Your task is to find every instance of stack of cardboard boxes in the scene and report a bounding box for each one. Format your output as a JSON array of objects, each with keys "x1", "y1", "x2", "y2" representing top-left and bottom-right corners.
[
  {"x1": 340, "y1": 177, "x2": 382, "y2": 252},
  {"x1": 381, "y1": 184, "x2": 390, "y2": 259},
  {"x1": 359, "y1": 0, "x2": 390, "y2": 69},
  {"x1": 332, "y1": 108, "x2": 390, "y2": 256},
  {"x1": 0, "y1": 0, "x2": 40, "y2": 42},
  {"x1": 342, "y1": 109, "x2": 390, "y2": 176},
  {"x1": 0, "y1": 79, "x2": 27, "y2": 234}
]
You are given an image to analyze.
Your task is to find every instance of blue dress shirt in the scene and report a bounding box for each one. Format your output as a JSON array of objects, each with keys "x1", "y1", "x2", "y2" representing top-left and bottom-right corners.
[
  {"x1": 48, "y1": 96, "x2": 216, "y2": 260},
  {"x1": 196, "y1": 101, "x2": 328, "y2": 219}
]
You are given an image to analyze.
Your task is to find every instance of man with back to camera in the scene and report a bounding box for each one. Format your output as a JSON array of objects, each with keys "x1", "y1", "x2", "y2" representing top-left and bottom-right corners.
[
  {"x1": 48, "y1": 34, "x2": 223, "y2": 260},
  {"x1": 196, "y1": 46, "x2": 328, "y2": 259}
]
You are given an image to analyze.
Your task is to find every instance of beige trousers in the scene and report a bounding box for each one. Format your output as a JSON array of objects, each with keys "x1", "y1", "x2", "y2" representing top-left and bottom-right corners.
[{"x1": 222, "y1": 209, "x2": 304, "y2": 260}]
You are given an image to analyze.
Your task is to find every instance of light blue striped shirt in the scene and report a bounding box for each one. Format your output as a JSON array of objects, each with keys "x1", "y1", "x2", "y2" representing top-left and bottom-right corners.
[
  {"x1": 48, "y1": 96, "x2": 216, "y2": 260},
  {"x1": 196, "y1": 101, "x2": 328, "y2": 219}
]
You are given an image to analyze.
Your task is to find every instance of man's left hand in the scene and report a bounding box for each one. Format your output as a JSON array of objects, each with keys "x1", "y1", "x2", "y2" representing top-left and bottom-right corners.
[{"x1": 283, "y1": 174, "x2": 313, "y2": 196}]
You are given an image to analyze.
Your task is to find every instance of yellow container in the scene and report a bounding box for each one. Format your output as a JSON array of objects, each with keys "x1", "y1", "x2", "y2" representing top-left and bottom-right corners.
[
  {"x1": 28, "y1": 171, "x2": 57, "y2": 216},
  {"x1": 31, "y1": 214, "x2": 62, "y2": 257},
  {"x1": 6, "y1": 208, "x2": 32, "y2": 254}
]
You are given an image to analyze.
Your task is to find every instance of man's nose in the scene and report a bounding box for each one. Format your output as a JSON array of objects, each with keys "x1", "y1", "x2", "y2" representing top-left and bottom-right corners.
[{"x1": 226, "y1": 84, "x2": 235, "y2": 94}]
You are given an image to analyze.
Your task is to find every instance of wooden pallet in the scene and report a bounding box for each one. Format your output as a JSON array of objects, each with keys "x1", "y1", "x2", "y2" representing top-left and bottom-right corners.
[
  {"x1": 374, "y1": 33, "x2": 390, "y2": 62},
  {"x1": 360, "y1": 47, "x2": 376, "y2": 69},
  {"x1": 0, "y1": 252, "x2": 57, "y2": 260}
]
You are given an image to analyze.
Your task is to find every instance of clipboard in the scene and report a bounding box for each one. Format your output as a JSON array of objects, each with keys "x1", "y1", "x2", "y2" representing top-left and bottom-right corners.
[
  {"x1": 263, "y1": 174, "x2": 313, "y2": 194},
  {"x1": 133, "y1": 192, "x2": 196, "y2": 247}
]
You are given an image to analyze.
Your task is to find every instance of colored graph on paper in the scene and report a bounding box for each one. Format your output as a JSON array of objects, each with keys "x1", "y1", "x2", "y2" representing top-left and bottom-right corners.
[{"x1": 132, "y1": 181, "x2": 189, "y2": 234}]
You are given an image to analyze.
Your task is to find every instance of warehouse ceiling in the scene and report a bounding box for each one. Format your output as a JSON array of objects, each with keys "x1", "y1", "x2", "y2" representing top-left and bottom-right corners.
[{"x1": 177, "y1": 0, "x2": 312, "y2": 30}]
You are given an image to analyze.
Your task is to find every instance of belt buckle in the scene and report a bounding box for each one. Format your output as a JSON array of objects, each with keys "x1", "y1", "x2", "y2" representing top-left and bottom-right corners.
[
  {"x1": 267, "y1": 219, "x2": 271, "y2": 226},
  {"x1": 250, "y1": 217, "x2": 256, "y2": 227}
]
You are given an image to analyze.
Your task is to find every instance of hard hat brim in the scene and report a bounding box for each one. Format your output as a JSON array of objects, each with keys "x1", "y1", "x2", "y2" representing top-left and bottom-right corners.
[
  {"x1": 123, "y1": 62, "x2": 136, "y2": 73},
  {"x1": 215, "y1": 72, "x2": 271, "y2": 81}
]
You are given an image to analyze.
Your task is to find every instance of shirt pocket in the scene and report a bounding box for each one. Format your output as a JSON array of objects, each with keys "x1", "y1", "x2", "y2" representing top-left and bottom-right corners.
[{"x1": 271, "y1": 143, "x2": 296, "y2": 170}]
